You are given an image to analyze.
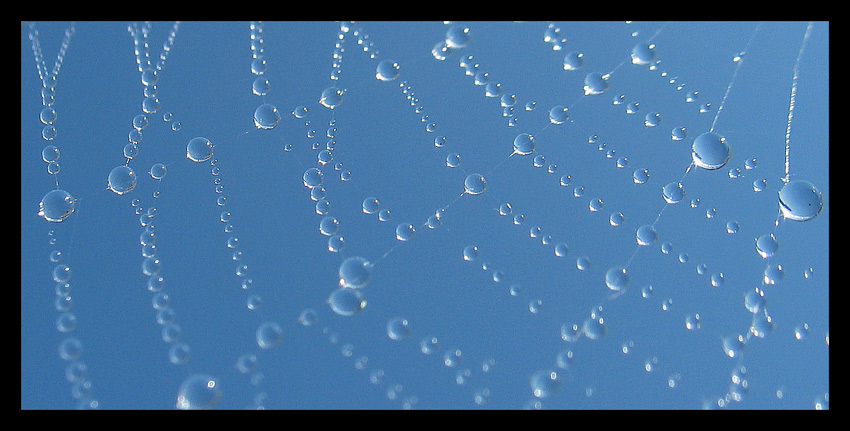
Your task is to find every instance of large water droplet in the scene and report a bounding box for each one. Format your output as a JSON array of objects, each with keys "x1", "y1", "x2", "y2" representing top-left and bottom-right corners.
[
  {"x1": 328, "y1": 287, "x2": 366, "y2": 316},
  {"x1": 186, "y1": 137, "x2": 214, "y2": 163},
  {"x1": 692, "y1": 132, "x2": 731, "y2": 170},
  {"x1": 253, "y1": 103, "x2": 281, "y2": 129},
  {"x1": 662, "y1": 182, "x2": 685, "y2": 204},
  {"x1": 463, "y1": 173, "x2": 487, "y2": 195},
  {"x1": 375, "y1": 59, "x2": 400, "y2": 81},
  {"x1": 755, "y1": 233, "x2": 779, "y2": 258},
  {"x1": 605, "y1": 266, "x2": 629, "y2": 291},
  {"x1": 256, "y1": 321, "x2": 284, "y2": 349},
  {"x1": 530, "y1": 370, "x2": 561, "y2": 398},
  {"x1": 636, "y1": 225, "x2": 658, "y2": 246},
  {"x1": 107, "y1": 166, "x2": 138, "y2": 195},
  {"x1": 338, "y1": 256, "x2": 372, "y2": 288},
  {"x1": 563, "y1": 52, "x2": 584, "y2": 70},
  {"x1": 583, "y1": 72, "x2": 609, "y2": 95},
  {"x1": 778, "y1": 180, "x2": 823, "y2": 221},
  {"x1": 387, "y1": 317, "x2": 411, "y2": 340},
  {"x1": 631, "y1": 42, "x2": 657, "y2": 65},
  {"x1": 38, "y1": 189, "x2": 76, "y2": 222},
  {"x1": 513, "y1": 133, "x2": 535, "y2": 155},
  {"x1": 176, "y1": 374, "x2": 223, "y2": 410},
  {"x1": 319, "y1": 86, "x2": 344, "y2": 109}
]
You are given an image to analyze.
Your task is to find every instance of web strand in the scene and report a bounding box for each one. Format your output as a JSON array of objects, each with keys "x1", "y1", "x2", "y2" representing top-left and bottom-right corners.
[{"x1": 783, "y1": 21, "x2": 815, "y2": 184}]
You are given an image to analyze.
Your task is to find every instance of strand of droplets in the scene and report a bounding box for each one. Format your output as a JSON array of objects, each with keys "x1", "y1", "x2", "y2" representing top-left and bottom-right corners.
[
  {"x1": 33, "y1": 21, "x2": 826, "y2": 410},
  {"x1": 250, "y1": 22, "x2": 512, "y2": 409},
  {"x1": 418, "y1": 21, "x2": 826, "y2": 407},
  {"x1": 555, "y1": 23, "x2": 822, "y2": 406},
  {"x1": 29, "y1": 21, "x2": 98, "y2": 409},
  {"x1": 214, "y1": 21, "x2": 822, "y2": 409},
  {"x1": 123, "y1": 21, "x2": 268, "y2": 410}
]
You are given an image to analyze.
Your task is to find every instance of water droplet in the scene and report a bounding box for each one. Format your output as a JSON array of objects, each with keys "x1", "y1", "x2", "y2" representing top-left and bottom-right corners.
[
  {"x1": 463, "y1": 245, "x2": 479, "y2": 261},
  {"x1": 662, "y1": 182, "x2": 685, "y2": 204},
  {"x1": 107, "y1": 166, "x2": 138, "y2": 195},
  {"x1": 463, "y1": 173, "x2": 487, "y2": 195},
  {"x1": 763, "y1": 264, "x2": 785, "y2": 285},
  {"x1": 710, "y1": 272, "x2": 725, "y2": 287},
  {"x1": 609, "y1": 212, "x2": 625, "y2": 226},
  {"x1": 548, "y1": 106, "x2": 569, "y2": 124},
  {"x1": 685, "y1": 314, "x2": 702, "y2": 330},
  {"x1": 176, "y1": 375, "x2": 222, "y2": 410},
  {"x1": 302, "y1": 167, "x2": 324, "y2": 189},
  {"x1": 186, "y1": 137, "x2": 214, "y2": 163},
  {"x1": 38, "y1": 189, "x2": 76, "y2": 222},
  {"x1": 633, "y1": 168, "x2": 650, "y2": 184},
  {"x1": 338, "y1": 256, "x2": 372, "y2": 288},
  {"x1": 253, "y1": 103, "x2": 281, "y2": 129},
  {"x1": 630, "y1": 42, "x2": 656, "y2": 65},
  {"x1": 583, "y1": 72, "x2": 609, "y2": 95},
  {"x1": 387, "y1": 317, "x2": 411, "y2": 340},
  {"x1": 149, "y1": 163, "x2": 167, "y2": 180},
  {"x1": 794, "y1": 323, "x2": 810, "y2": 340},
  {"x1": 692, "y1": 132, "x2": 731, "y2": 170},
  {"x1": 636, "y1": 225, "x2": 658, "y2": 246},
  {"x1": 530, "y1": 370, "x2": 561, "y2": 398},
  {"x1": 513, "y1": 133, "x2": 535, "y2": 155},
  {"x1": 554, "y1": 243, "x2": 569, "y2": 257},
  {"x1": 563, "y1": 52, "x2": 584, "y2": 70},
  {"x1": 395, "y1": 223, "x2": 416, "y2": 241},
  {"x1": 671, "y1": 126, "x2": 687, "y2": 141},
  {"x1": 722, "y1": 334, "x2": 746, "y2": 358},
  {"x1": 319, "y1": 86, "x2": 344, "y2": 109},
  {"x1": 778, "y1": 180, "x2": 823, "y2": 221},
  {"x1": 644, "y1": 112, "x2": 662, "y2": 127},
  {"x1": 755, "y1": 233, "x2": 779, "y2": 258},
  {"x1": 375, "y1": 59, "x2": 400, "y2": 81},
  {"x1": 328, "y1": 287, "x2": 366, "y2": 316},
  {"x1": 445, "y1": 25, "x2": 470, "y2": 49},
  {"x1": 605, "y1": 266, "x2": 629, "y2": 291}
]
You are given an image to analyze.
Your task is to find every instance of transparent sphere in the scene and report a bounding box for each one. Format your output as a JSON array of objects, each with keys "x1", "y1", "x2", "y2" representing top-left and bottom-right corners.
[
  {"x1": 186, "y1": 137, "x2": 214, "y2": 163},
  {"x1": 636, "y1": 225, "x2": 658, "y2": 246},
  {"x1": 513, "y1": 133, "x2": 535, "y2": 155},
  {"x1": 38, "y1": 189, "x2": 76, "y2": 222},
  {"x1": 362, "y1": 197, "x2": 381, "y2": 215},
  {"x1": 605, "y1": 266, "x2": 629, "y2": 291},
  {"x1": 328, "y1": 287, "x2": 366, "y2": 316},
  {"x1": 302, "y1": 167, "x2": 324, "y2": 189},
  {"x1": 395, "y1": 223, "x2": 416, "y2": 241},
  {"x1": 662, "y1": 182, "x2": 685, "y2": 204},
  {"x1": 107, "y1": 165, "x2": 138, "y2": 195},
  {"x1": 631, "y1": 42, "x2": 657, "y2": 65},
  {"x1": 563, "y1": 52, "x2": 584, "y2": 70},
  {"x1": 778, "y1": 180, "x2": 823, "y2": 221},
  {"x1": 387, "y1": 317, "x2": 411, "y2": 340},
  {"x1": 319, "y1": 86, "x2": 344, "y2": 109},
  {"x1": 149, "y1": 163, "x2": 167, "y2": 180},
  {"x1": 338, "y1": 256, "x2": 372, "y2": 288},
  {"x1": 445, "y1": 25, "x2": 471, "y2": 49},
  {"x1": 583, "y1": 72, "x2": 609, "y2": 95},
  {"x1": 256, "y1": 321, "x2": 284, "y2": 349},
  {"x1": 175, "y1": 374, "x2": 223, "y2": 410},
  {"x1": 463, "y1": 173, "x2": 487, "y2": 195},
  {"x1": 530, "y1": 370, "x2": 561, "y2": 398},
  {"x1": 375, "y1": 59, "x2": 401, "y2": 81},
  {"x1": 253, "y1": 103, "x2": 281, "y2": 129},
  {"x1": 548, "y1": 106, "x2": 569, "y2": 124},
  {"x1": 691, "y1": 132, "x2": 731, "y2": 170}
]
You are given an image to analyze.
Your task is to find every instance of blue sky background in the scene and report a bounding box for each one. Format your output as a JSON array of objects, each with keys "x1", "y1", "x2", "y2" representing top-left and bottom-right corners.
[{"x1": 21, "y1": 21, "x2": 828, "y2": 410}]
